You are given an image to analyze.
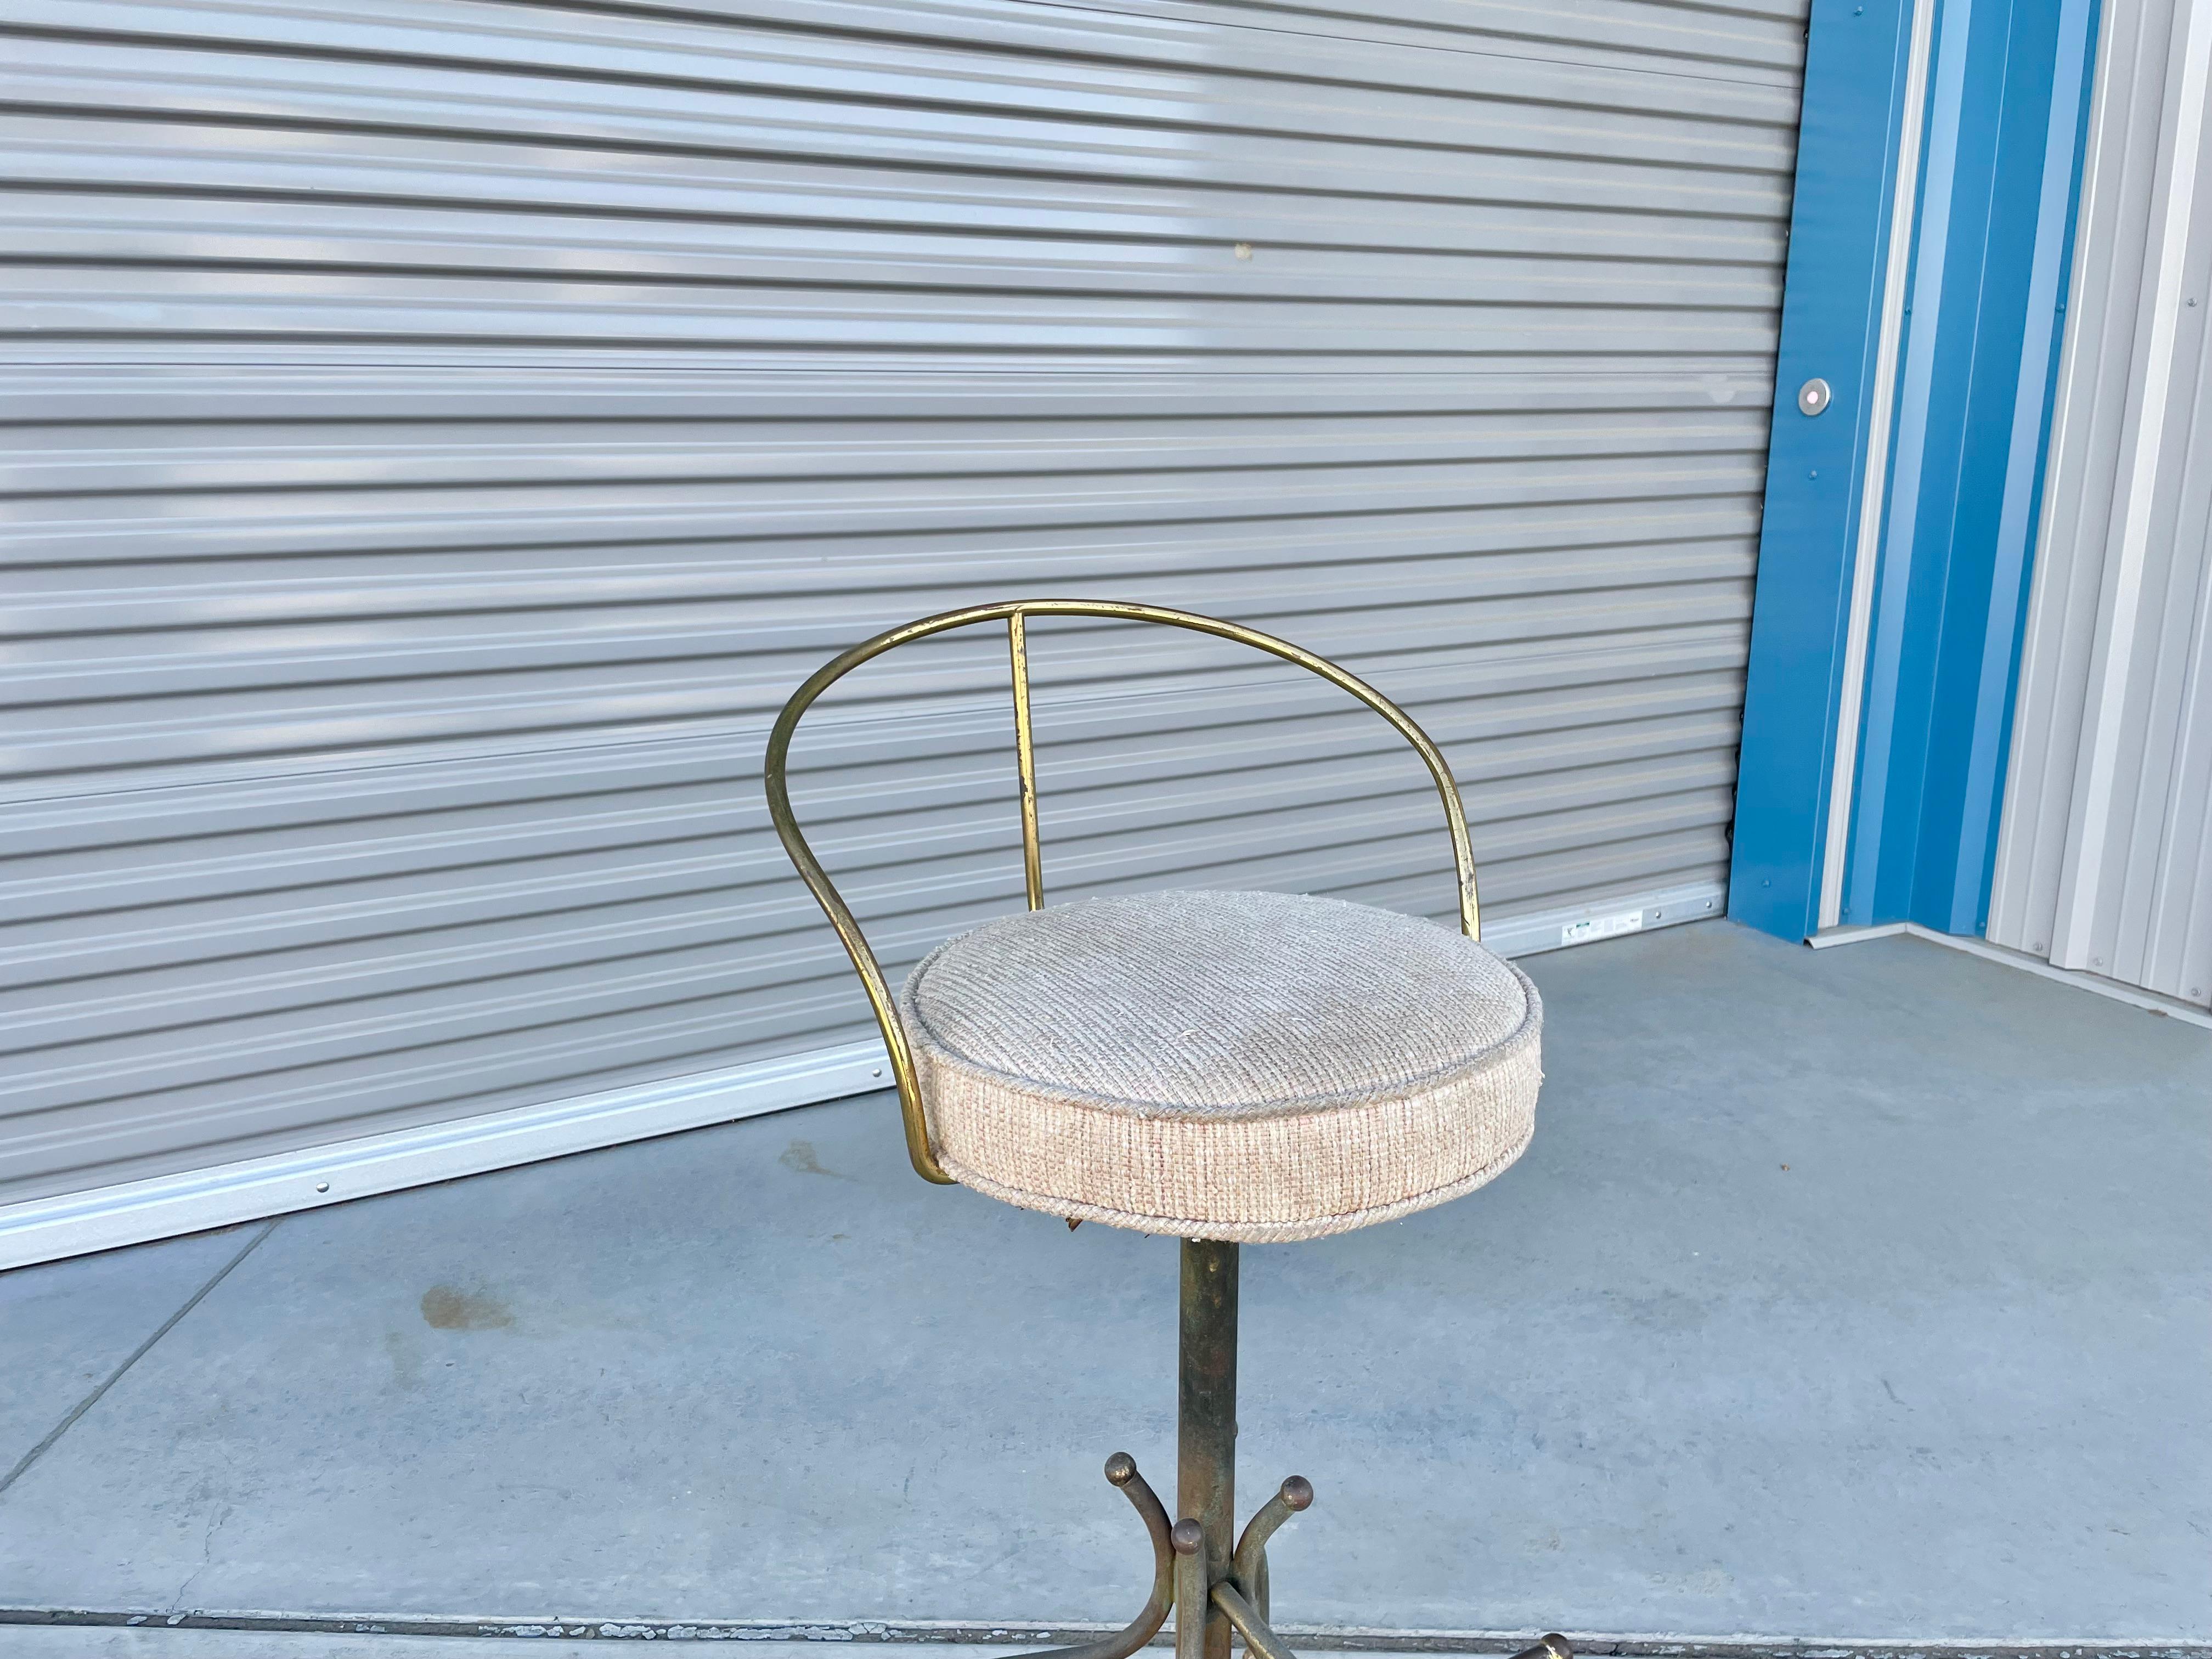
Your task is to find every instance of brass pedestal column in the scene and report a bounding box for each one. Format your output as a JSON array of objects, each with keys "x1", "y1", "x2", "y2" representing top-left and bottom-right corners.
[{"x1": 1178, "y1": 1240, "x2": 1239, "y2": 1659}]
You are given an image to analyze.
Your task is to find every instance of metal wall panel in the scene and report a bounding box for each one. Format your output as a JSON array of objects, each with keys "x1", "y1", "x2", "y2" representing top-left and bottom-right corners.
[
  {"x1": 1, "y1": 0, "x2": 1805, "y2": 1210},
  {"x1": 1989, "y1": 0, "x2": 2212, "y2": 1007}
]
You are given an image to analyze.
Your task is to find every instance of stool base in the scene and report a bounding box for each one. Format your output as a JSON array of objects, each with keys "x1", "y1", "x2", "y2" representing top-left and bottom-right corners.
[{"x1": 1022, "y1": 1242, "x2": 1576, "y2": 1659}]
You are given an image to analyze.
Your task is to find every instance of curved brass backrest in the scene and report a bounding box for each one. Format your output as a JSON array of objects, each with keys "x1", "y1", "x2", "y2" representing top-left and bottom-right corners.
[{"x1": 763, "y1": 599, "x2": 1481, "y2": 1185}]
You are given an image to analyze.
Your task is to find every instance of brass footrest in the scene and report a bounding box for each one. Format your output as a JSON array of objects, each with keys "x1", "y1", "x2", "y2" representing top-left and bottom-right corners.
[
  {"x1": 1210, "y1": 1579, "x2": 1291, "y2": 1659},
  {"x1": 1171, "y1": 1474, "x2": 1308, "y2": 1659},
  {"x1": 1019, "y1": 1453, "x2": 1174, "y2": 1659},
  {"x1": 1018, "y1": 1452, "x2": 1576, "y2": 1659}
]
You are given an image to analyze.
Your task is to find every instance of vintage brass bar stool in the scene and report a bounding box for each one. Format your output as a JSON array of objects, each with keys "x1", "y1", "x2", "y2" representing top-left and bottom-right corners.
[{"x1": 766, "y1": 601, "x2": 1570, "y2": 1659}]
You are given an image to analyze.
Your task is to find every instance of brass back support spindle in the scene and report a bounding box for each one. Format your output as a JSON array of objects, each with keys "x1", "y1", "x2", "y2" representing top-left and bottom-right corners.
[
  {"x1": 1008, "y1": 610, "x2": 1045, "y2": 910},
  {"x1": 763, "y1": 598, "x2": 1482, "y2": 1187}
]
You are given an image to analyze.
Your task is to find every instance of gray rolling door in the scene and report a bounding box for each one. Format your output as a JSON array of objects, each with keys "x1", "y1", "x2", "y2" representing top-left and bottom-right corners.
[{"x1": 1, "y1": 0, "x2": 1806, "y2": 1237}]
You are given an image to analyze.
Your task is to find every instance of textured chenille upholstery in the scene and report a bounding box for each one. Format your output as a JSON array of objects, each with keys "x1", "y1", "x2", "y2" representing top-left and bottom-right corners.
[{"x1": 897, "y1": 888, "x2": 1543, "y2": 1242}]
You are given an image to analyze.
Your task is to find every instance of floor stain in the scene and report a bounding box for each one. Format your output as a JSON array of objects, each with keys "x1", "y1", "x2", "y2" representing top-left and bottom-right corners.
[
  {"x1": 779, "y1": 1139, "x2": 851, "y2": 1181},
  {"x1": 420, "y1": 1284, "x2": 515, "y2": 1330},
  {"x1": 383, "y1": 1329, "x2": 422, "y2": 1387}
]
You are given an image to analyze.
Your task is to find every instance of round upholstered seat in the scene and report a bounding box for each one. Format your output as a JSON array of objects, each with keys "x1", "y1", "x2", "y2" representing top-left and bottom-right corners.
[{"x1": 897, "y1": 888, "x2": 1543, "y2": 1242}]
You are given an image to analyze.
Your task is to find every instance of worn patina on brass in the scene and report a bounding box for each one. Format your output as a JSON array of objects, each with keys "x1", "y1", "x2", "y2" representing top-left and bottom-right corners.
[
  {"x1": 1232, "y1": 1473, "x2": 1312, "y2": 1620},
  {"x1": 1180, "y1": 1240, "x2": 1239, "y2": 1659},
  {"x1": 764, "y1": 601, "x2": 1570, "y2": 1659}
]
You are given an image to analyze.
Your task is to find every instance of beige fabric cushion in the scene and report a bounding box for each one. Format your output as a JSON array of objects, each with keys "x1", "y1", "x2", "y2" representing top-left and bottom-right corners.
[{"x1": 897, "y1": 888, "x2": 1542, "y2": 1242}]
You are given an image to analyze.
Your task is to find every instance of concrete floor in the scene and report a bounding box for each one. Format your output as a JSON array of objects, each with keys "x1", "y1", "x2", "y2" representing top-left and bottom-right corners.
[{"x1": 1, "y1": 921, "x2": 2205, "y2": 1644}]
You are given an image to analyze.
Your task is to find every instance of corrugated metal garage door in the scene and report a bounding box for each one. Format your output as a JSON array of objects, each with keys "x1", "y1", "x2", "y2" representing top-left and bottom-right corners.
[
  {"x1": 1989, "y1": 0, "x2": 2212, "y2": 1008},
  {"x1": 2, "y1": 0, "x2": 1806, "y2": 1244}
]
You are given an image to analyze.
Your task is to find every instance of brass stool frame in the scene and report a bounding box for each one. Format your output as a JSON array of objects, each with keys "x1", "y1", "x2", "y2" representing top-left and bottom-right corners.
[{"x1": 765, "y1": 600, "x2": 1571, "y2": 1659}]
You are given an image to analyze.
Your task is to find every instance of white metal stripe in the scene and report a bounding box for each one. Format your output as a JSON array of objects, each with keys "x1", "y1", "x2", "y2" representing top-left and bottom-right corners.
[
  {"x1": 0, "y1": 1040, "x2": 890, "y2": 1273},
  {"x1": 1818, "y1": 0, "x2": 1942, "y2": 932},
  {"x1": 0, "y1": 882, "x2": 1723, "y2": 1269},
  {"x1": 2050, "y1": 0, "x2": 2212, "y2": 969},
  {"x1": 1480, "y1": 878, "x2": 1725, "y2": 958}
]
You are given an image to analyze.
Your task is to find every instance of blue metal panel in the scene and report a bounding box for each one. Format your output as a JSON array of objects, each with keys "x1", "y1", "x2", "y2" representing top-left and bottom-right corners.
[
  {"x1": 1954, "y1": 0, "x2": 2098, "y2": 929},
  {"x1": 1842, "y1": 0, "x2": 1972, "y2": 930},
  {"x1": 1844, "y1": 0, "x2": 2100, "y2": 932},
  {"x1": 1733, "y1": 0, "x2": 2098, "y2": 940},
  {"x1": 1730, "y1": 0, "x2": 1924, "y2": 940}
]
